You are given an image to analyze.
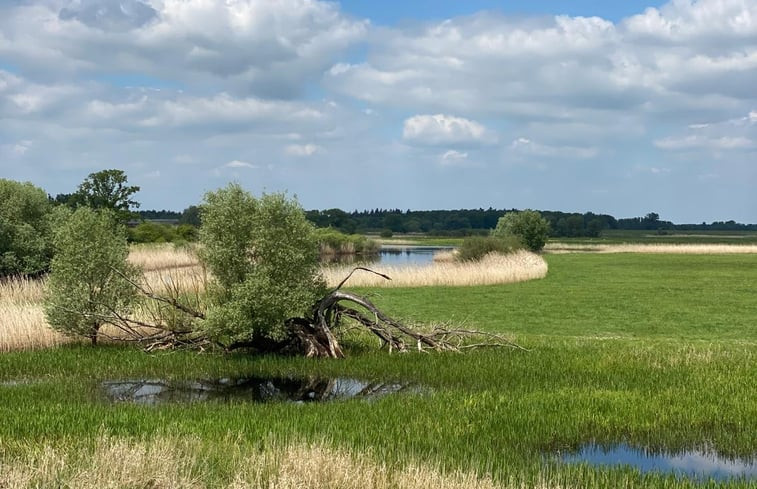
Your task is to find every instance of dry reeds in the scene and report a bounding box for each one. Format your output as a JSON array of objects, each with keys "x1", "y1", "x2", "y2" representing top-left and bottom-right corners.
[
  {"x1": 128, "y1": 243, "x2": 200, "y2": 271},
  {"x1": 0, "y1": 277, "x2": 71, "y2": 352},
  {"x1": 545, "y1": 243, "x2": 757, "y2": 254},
  {"x1": 322, "y1": 250, "x2": 548, "y2": 288},
  {"x1": 0, "y1": 436, "x2": 512, "y2": 489}
]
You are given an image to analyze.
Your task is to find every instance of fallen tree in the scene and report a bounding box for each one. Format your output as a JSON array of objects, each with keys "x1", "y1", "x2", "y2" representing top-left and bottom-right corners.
[{"x1": 45, "y1": 184, "x2": 525, "y2": 357}]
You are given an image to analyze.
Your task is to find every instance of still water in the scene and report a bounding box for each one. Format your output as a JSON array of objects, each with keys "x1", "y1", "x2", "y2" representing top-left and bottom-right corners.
[
  {"x1": 323, "y1": 246, "x2": 454, "y2": 267},
  {"x1": 101, "y1": 376, "x2": 419, "y2": 405},
  {"x1": 560, "y1": 443, "x2": 757, "y2": 481}
]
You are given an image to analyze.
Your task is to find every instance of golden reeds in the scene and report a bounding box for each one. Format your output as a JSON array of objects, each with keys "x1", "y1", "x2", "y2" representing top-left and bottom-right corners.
[
  {"x1": 322, "y1": 250, "x2": 548, "y2": 288},
  {"x1": 0, "y1": 277, "x2": 71, "y2": 352},
  {"x1": 128, "y1": 243, "x2": 200, "y2": 271},
  {"x1": 0, "y1": 435, "x2": 518, "y2": 489}
]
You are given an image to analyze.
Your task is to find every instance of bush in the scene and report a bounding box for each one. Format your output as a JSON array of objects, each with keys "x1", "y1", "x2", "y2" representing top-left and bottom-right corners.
[
  {"x1": 0, "y1": 179, "x2": 54, "y2": 277},
  {"x1": 44, "y1": 208, "x2": 139, "y2": 345},
  {"x1": 492, "y1": 210, "x2": 550, "y2": 252},
  {"x1": 199, "y1": 184, "x2": 325, "y2": 345},
  {"x1": 314, "y1": 228, "x2": 379, "y2": 255},
  {"x1": 457, "y1": 236, "x2": 522, "y2": 262}
]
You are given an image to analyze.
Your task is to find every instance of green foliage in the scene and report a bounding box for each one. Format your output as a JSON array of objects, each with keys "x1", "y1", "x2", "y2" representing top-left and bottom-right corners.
[
  {"x1": 199, "y1": 184, "x2": 325, "y2": 344},
  {"x1": 128, "y1": 222, "x2": 198, "y2": 244},
  {"x1": 44, "y1": 208, "x2": 139, "y2": 344},
  {"x1": 0, "y1": 179, "x2": 54, "y2": 276},
  {"x1": 492, "y1": 210, "x2": 550, "y2": 252},
  {"x1": 379, "y1": 229, "x2": 393, "y2": 238},
  {"x1": 179, "y1": 205, "x2": 202, "y2": 227},
  {"x1": 73, "y1": 169, "x2": 140, "y2": 224},
  {"x1": 313, "y1": 227, "x2": 379, "y2": 254},
  {"x1": 456, "y1": 235, "x2": 522, "y2": 262}
]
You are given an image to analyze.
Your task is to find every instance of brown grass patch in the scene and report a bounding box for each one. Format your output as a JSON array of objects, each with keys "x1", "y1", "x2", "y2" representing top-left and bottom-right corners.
[
  {"x1": 0, "y1": 435, "x2": 566, "y2": 489},
  {"x1": 128, "y1": 243, "x2": 200, "y2": 271},
  {"x1": 322, "y1": 250, "x2": 548, "y2": 288}
]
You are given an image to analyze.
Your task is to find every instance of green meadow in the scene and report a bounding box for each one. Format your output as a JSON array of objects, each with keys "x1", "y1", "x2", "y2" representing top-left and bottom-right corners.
[{"x1": 1, "y1": 253, "x2": 755, "y2": 488}]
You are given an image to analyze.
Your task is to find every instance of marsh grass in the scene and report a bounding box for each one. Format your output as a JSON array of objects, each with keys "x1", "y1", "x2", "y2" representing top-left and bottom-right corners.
[
  {"x1": 322, "y1": 250, "x2": 548, "y2": 287},
  {"x1": 0, "y1": 435, "x2": 512, "y2": 489},
  {"x1": 0, "y1": 277, "x2": 70, "y2": 352},
  {"x1": 128, "y1": 243, "x2": 200, "y2": 271}
]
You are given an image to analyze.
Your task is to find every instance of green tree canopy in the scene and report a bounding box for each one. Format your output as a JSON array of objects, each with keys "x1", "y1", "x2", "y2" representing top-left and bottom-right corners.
[
  {"x1": 73, "y1": 169, "x2": 140, "y2": 223},
  {"x1": 199, "y1": 184, "x2": 325, "y2": 345},
  {"x1": 44, "y1": 208, "x2": 139, "y2": 345},
  {"x1": 492, "y1": 210, "x2": 550, "y2": 252},
  {"x1": 0, "y1": 179, "x2": 54, "y2": 276}
]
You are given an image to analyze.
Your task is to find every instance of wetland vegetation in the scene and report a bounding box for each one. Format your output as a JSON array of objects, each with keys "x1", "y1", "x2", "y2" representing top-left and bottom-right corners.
[{"x1": 2, "y1": 252, "x2": 755, "y2": 487}]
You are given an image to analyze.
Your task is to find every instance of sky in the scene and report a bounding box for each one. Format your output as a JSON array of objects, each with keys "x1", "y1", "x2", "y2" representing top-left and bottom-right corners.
[{"x1": 1, "y1": 0, "x2": 756, "y2": 223}]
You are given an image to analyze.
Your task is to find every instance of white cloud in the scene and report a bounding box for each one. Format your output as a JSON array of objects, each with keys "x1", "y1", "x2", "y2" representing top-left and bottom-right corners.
[
  {"x1": 403, "y1": 114, "x2": 494, "y2": 146},
  {"x1": 225, "y1": 160, "x2": 257, "y2": 169},
  {"x1": 655, "y1": 135, "x2": 754, "y2": 150},
  {"x1": 285, "y1": 143, "x2": 321, "y2": 156},
  {"x1": 439, "y1": 149, "x2": 469, "y2": 166},
  {"x1": 509, "y1": 138, "x2": 598, "y2": 159},
  {"x1": 0, "y1": 0, "x2": 368, "y2": 98}
]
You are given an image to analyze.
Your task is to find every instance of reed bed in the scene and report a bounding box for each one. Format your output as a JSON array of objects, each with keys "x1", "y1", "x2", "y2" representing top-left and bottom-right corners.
[
  {"x1": 0, "y1": 304, "x2": 70, "y2": 352},
  {"x1": 128, "y1": 243, "x2": 200, "y2": 271},
  {"x1": 546, "y1": 243, "x2": 757, "y2": 254},
  {"x1": 322, "y1": 250, "x2": 548, "y2": 288},
  {"x1": 0, "y1": 435, "x2": 555, "y2": 489}
]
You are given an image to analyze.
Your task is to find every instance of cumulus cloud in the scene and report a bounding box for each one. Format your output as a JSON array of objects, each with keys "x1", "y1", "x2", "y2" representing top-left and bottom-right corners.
[
  {"x1": 439, "y1": 149, "x2": 468, "y2": 166},
  {"x1": 225, "y1": 160, "x2": 256, "y2": 169},
  {"x1": 285, "y1": 144, "x2": 321, "y2": 157},
  {"x1": 0, "y1": 0, "x2": 368, "y2": 97},
  {"x1": 509, "y1": 138, "x2": 598, "y2": 159},
  {"x1": 403, "y1": 114, "x2": 495, "y2": 146},
  {"x1": 326, "y1": 1, "x2": 757, "y2": 126},
  {"x1": 655, "y1": 111, "x2": 757, "y2": 151}
]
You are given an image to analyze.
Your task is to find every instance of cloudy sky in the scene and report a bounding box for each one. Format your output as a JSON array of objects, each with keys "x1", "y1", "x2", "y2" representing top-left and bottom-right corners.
[{"x1": 1, "y1": 0, "x2": 756, "y2": 223}]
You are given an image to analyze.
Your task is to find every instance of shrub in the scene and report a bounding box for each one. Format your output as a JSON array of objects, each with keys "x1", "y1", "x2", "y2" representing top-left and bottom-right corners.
[
  {"x1": 0, "y1": 179, "x2": 54, "y2": 277},
  {"x1": 492, "y1": 210, "x2": 550, "y2": 252},
  {"x1": 199, "y1": 184, "x2": 325, "y2": 345},
  {"x1": 457, "y1": 236, "x2": 522, "y2": 262},
  {"x1": 314, "y1": 228, "x2": 378, "y2": 255},
  {"x1": 44, "y1": 208, "x2": 139, "y2": 345}
]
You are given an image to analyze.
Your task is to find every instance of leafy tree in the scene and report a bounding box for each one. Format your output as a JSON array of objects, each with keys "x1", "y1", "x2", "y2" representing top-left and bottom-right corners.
[
  {"x1": 179, "y1": 205, "x2": 201, "y2": 227},
  {"x1": 0, "y1": 179, "x2": 54, "y2": 276},
  {"x1": 199, "y1": 184, "x2": 325, "y2": 345},
  {"x1": 73, "y1": 169, "x2": 140, "y2": 223},
  {"x1": 44, "y1": 208, "x2": 139, "y2": 345},
  {"x1": 492, "y1": 210, "x2": 550, "y2": 252}
]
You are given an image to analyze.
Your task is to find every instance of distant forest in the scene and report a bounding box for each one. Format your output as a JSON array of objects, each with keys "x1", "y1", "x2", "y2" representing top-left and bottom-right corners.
[{"x1": 138, "y1": 207, "x2": 757, "y2": 238}]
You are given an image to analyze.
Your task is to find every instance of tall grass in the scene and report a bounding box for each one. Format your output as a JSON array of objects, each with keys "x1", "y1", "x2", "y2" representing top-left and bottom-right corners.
[
  {"x1": 0, "y1": 277, "x2": 70, "y2": 352},
  {"x1": 322, "y1": 250, "x2": 548, "y2": 287},
  {"x1": 128, "y1": 243, "x2": 200, "y2": 271},
  {"x1": 0, "y1": 435, "x2": 509, "y2": 489}
]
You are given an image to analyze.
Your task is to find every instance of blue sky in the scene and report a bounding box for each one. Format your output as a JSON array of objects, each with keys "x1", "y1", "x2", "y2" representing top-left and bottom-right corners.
[
  {"x1": 1, "y1": 0, "x2": 755, "y2": 223},
  {"x1": 340, "y1": 1, "x2": 666, "y2": 24}
]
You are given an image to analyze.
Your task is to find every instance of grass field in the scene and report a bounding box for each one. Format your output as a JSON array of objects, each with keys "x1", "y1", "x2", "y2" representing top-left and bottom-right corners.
[{"x1": 1, "y1": 253, "x2": 756, "y2": 488}]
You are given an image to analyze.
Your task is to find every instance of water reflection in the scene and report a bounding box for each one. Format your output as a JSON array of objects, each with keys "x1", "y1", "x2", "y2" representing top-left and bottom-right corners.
[
  {"x1": 101, "y1": 377, "x2": 418, "y2": 405},
  {"x1": 322, "y1": 246, "x2": 454, "y2": 267},
  {"x1": 560, "y1": 443, "x2": 757, "y2": 481}
]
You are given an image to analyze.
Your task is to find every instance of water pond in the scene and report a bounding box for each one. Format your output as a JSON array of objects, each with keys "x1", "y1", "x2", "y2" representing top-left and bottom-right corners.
[
  {"x1": 101, "y1": 376, "x2": 419, "y2": 405},
  {"x1": 323, "y1": 246, "x2": 454, "y2": 267},
  {"x1": 559, "y1": 443, "x2": 757, "y2": 481}
]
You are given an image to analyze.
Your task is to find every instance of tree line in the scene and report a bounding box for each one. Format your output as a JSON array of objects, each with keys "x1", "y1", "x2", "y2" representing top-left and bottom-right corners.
[{"x1": 303, "y1": 209, "x2": 757, "y2": 237}]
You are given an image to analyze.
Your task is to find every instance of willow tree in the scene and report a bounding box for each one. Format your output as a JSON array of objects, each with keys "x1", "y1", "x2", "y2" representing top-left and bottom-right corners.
[
  {"x1": 45, "y1": 183, "x2": 521, "y2": 356},
  {"x1": 44, "y1": 208, "x2": 139, "y2": 345}
]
